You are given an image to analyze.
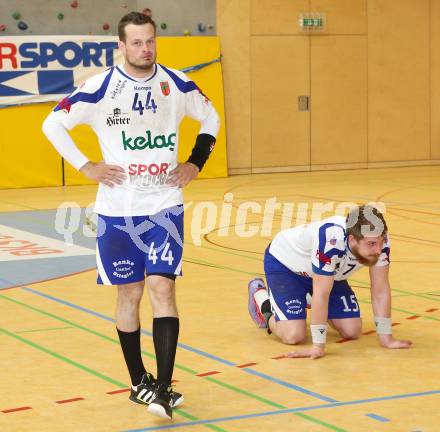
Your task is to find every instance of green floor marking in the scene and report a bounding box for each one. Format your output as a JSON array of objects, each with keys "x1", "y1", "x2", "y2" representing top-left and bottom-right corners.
[
  {"x1": 16, "y1": 326, "x2": 72, "y2": 333},
  {"x1": 1, "y1": 293, "x2": 346, "y2": 431}
]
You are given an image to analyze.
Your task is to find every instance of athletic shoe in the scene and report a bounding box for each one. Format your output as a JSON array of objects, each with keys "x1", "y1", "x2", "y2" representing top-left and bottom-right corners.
[
  {"x1": 248, "y1": 278, "x2": 268, "y2": 328},
  {"x1": 129, "y1": 372, "x2": 183, "y2": 408},
  {"x1": 148, "y1": 383, "x2": 173, "y2": 420}
]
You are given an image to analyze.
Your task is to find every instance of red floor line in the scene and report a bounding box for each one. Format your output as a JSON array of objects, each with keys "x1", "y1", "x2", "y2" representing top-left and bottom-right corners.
[
  {"x1": 362, "y1": 330, "x2": 376, "y2": 335},
  {"x1": 236, "y1": 362, "x2": 258, "y2": 368},
  {"x1": 196, "y1": 371, "x2": 221, "y2": 377},
  {"x1": 272, "y1": 355, "x2": 286, "y2": 360},
  {"x1": 55, "y1": 397, "x2": 85, "y2": 404},
  {"x1": 392, "y1": 322, "x2": 401, "y2": 326},
  {"x1": 107, "y1": 389, "x2": 130, "y2": 395},
  {"x1": 2, "y1": 406, "x2": 32, "y2": 414},
  {"x1": 336, "y1": 338, "x2": 351, "y2": 343},
  {"x1": 425, "y1": 308, "x2": 438, "y2": 313},
  {"x1": 407, "y1": 315, "x2": 421, "y2": 320}
]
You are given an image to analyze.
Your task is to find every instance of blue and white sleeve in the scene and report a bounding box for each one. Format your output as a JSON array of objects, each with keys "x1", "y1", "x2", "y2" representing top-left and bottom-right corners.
[{"x1": 311, "y1": 224, "x2": 346, "y2": 275}]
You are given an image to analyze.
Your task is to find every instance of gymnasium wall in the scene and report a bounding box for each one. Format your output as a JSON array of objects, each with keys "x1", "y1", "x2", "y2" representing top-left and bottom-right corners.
[
  {"x1": 0, "y1": 0, "x2": 216, "y2": 36},
  {"x1": 218, "y1": 0, "x2": 440, "y2": 174}
]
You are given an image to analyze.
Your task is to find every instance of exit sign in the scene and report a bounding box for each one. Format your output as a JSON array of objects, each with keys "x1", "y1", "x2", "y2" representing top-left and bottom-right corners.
[{"x1": 299, "y1": 13, "x2": 326, "y2": 31}]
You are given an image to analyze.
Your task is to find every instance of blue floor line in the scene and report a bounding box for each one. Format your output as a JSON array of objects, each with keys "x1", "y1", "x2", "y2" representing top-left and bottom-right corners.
[
  {"x1": 366, "y1": 413, "x2": 390, "y2": 422},
  {"x1": 22, "y1": 286, "x2": 235, "y2": 367},
  {"x1": 23, "y1": 287, "x2": 116, "y2": 324},
  {"x1": 120, "y1": 390, "x2": 440, "y2": 432},
  {"x1": 241, "y1": 368, "x2": 337, "y2": 402}
]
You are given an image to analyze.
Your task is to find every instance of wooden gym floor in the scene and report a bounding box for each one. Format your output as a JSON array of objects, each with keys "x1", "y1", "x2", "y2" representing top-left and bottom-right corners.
[{"x1": 0, "y1": 166, "x2": 439, "y2": 431}]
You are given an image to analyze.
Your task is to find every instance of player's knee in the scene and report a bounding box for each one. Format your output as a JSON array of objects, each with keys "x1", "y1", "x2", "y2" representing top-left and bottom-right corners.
[
  {"x1": 338, "y1": 326, "x2": 361, "y2": 340},
  {"x1": 279, "y1": 329, "x2": 306, "y2": 345},
  {"x1": 118, "y1": 282, "x2": 144, "y2": 303},
  {"x1": 148, "y1": 279, "x2": 175, "y2": 303}
]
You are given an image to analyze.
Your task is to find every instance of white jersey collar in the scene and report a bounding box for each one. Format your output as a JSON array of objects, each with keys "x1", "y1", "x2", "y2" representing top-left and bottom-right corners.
[{"x1": 117, "y1": 63, "x2": 157, "y2": 82}]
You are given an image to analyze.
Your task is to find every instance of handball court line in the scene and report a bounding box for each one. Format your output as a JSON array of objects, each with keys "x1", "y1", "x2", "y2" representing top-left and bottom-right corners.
[
  {"x1": 0, "y1": 327, "x2": 229, "y2": 432},
  {"x1": 0, "y1": 294, "x2": 346, "y2": 432},
  {"x1": 4, "y1": 252, "x2": 438, "y2": 389},
  {"x1": 120, "y1": 390, "x2": 440, "y2": 432},
  {"x1": 204, "y1": 179, "x2": 440, "y2": 255},
  {"x1": 17, "y1": 286, "x2": 336, "y2": 402},
  {"x1": 1, "y1": 179, "x2": 437, "y2": 430},
  {"x1": 10, "y1": 281, "x2": 437, "y2": 423},
  {"x1": 2, "y1": 223, "x2": 437, "y2": 427},
  {"x1": 1, "y1": 295, "x2": 436, "y2": 432}
]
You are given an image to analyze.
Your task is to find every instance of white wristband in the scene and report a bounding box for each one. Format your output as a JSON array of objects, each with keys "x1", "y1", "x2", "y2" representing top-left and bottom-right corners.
[
  {"x1": 374, "y1": 317, "x2": 392, "y2": 335},
  {"x1": 311, "y1": 324, "x2": 327, "y2": 344}
]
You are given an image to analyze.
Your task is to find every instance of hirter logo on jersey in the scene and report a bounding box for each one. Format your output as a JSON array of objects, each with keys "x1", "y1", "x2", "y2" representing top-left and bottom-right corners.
[
  {"x1": 160, "y1": 81, "x2": 170, "y2": 96},
  {"x1": 106, "y1": 108, "x2": 130, "y2": 126}
]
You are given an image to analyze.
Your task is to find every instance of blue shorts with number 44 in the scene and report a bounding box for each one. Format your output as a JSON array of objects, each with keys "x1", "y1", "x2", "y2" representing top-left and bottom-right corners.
[
  {"x1": 264, "y1": 249, "x2": 360, "y2": 321},
  {"x1": 96, "y1": 205, "x2": 184, "y2": 285}
]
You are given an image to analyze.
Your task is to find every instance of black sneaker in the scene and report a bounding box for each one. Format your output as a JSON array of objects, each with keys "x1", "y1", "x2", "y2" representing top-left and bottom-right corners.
[
  {"x1": 170, "y1": 389, "x2": 184, "y2": 408},
  {"x1": 148, "y1": 383, "x2": 174, "y2": 419},
  {"x1": 129, "y1": 372, "x2": 157, "y2": 405},
  {"x1": 129, "y1": 373, "x2": 184, "y2": 408}
]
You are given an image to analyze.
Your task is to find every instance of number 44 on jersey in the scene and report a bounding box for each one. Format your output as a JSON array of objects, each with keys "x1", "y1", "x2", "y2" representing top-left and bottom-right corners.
[{"x1": 132, "y1": 91, "x2": 157, "y2": 115}]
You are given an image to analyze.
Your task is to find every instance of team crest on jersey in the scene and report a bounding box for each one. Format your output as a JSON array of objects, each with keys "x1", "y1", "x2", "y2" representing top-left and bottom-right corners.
[{"x1": 160, "y1": 81, "x2": 170, "y2": 96}]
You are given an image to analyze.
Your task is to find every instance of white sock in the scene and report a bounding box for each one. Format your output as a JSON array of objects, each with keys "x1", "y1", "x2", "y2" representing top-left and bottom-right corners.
[{"x1": 254, "y1": 288, "x2": 269, "y2": 310}]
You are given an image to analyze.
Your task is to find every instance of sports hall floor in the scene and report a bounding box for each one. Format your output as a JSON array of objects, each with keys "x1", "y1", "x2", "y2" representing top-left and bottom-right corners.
[{"x1": 0, "y1": 166, "x2": 439, "y2": 431}]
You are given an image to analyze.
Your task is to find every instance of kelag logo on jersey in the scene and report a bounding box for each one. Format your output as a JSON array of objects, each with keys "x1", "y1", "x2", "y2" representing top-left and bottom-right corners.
[
  {"x1": 0, "y1": 36, "x2": 120, "y2": 106},
  {"x1": 121, "y1": 130, "x2": 176, "y2": 151}
]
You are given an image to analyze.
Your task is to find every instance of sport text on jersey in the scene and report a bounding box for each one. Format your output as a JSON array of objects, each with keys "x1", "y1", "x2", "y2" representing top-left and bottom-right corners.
[{"x1": 126, "y1": 163, "x2": 171, "y2": 188}]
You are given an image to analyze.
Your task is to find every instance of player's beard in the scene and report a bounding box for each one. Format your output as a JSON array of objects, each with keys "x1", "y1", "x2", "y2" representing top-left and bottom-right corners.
[
  {"x1": 351, "y1": 245, "x2": 380, "y2": 266},
  {"x1": 126, "y1": 53, "x2": 156, "y2": 73}
]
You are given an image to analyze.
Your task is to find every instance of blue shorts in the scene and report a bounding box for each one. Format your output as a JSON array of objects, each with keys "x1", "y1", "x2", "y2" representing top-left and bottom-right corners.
[
  {"x1": 96, "y1": 205, "x2": 184, "y2": 285},
  {"x1": 264, "y1": 249, "x2": 360, "y2": 321}
]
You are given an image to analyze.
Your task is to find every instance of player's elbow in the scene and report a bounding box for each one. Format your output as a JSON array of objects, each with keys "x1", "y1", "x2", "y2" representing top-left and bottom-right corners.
[
  {"x1": 211, "y1": 108, "x2": 220, "y2": 130},
  {"x1": 201, "y1": 107, "x2": 220, "y2": 137},
  {"x1": 42, "y1": 113, "x2": 56, "y2": 137},
  {"x1": 42, "y1": 116, "x2": 49, "y2": 135}
]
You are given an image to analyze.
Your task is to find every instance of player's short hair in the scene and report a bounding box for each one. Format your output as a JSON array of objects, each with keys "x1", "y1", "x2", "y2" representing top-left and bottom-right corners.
[
  {"x1": 118, "y1": 11, "x2": 157, "y2": 41},
  {"x1": 346, "y1": 205, "x2": 388, "y2": 240}
]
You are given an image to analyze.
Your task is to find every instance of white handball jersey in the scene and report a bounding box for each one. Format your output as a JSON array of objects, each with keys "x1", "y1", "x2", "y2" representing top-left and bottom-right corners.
[
  {"x1": 43, "y1": 64, "x2": 220, "y2": 216},
  {"x1": 268, "y1": 216, "x2": 390, "y2": 281}
]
